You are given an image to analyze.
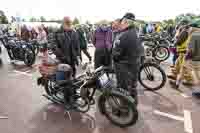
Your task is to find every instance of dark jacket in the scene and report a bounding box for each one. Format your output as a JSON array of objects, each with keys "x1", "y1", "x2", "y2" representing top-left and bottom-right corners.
[
  {"x1": 52, "y1": 27, "x2": 80, "y2": 65},
  {"x1": 77, "y1": 29, "x2": 87, "y2": 50},
  {"x1": 112, "y1": 26, "x2": 144, "y2": 64}
]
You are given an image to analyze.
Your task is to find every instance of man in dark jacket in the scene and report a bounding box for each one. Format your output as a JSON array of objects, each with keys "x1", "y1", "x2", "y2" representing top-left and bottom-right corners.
[
  {"x1": 53, "y1": 16, "x2": 80, "y2": 78},
  {"x1": 76, "y1": 27, "x2": 92, "y2": 62},
  {"x1": 112, "y1": 13, "x2": 144, "y2": 105}
]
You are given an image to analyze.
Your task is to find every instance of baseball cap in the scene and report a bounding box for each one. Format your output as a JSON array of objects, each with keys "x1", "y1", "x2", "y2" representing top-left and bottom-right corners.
[{"x1": 120, "y1": 12, "x2": 135, "y2": 22}]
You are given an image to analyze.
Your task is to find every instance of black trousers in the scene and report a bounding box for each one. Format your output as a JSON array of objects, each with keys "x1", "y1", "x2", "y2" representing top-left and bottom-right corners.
[
  {"x1": 70, "y1": 64, "x2": 76, "y2": 78},
  {"x1": 114, "y1": 59, "x2": 141, "y2": 100},
  {"x1": 94, "y1": 49, "x2": 111, "y2": 69}
]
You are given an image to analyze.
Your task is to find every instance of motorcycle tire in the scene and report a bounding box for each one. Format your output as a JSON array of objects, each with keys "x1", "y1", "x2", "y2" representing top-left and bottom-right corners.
[
  {"x1": 139, "y1": 63, "x2": 166, "y2": 91},
  {"x1": 24, "y1": 48, "x2": 36, "y2": 66},
  {"x1": 153, "y1": 46, "x2": 170, "y2": 62},
  {"x1": 34, "y1": 45, "x2": 39, "y2": 56},
  {"x1": 98, "y1": 91, "x2": 138, "y2": 128}
]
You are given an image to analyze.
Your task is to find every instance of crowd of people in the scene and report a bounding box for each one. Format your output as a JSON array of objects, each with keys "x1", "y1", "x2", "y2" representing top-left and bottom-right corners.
[
  {"x1": 1, "y1": 12, "x2": 200, "y2": 104},
  {"x1": 46, "y1": 13, "x2": 144, "y2": 105}
]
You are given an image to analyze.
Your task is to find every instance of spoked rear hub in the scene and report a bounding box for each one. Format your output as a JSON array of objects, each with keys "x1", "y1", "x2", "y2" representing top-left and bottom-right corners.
[
  {"x1": 24, "y1": 48, "x2": 35, "y2": 66},
  {"x1": 147, "y1": 74, "x2": 154, "y2": 81}
]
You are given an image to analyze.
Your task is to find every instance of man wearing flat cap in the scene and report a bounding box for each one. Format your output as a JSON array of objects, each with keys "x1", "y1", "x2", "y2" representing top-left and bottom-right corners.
[{"x1": 112, "y1": 13, "x2": 144, "y2": 105}]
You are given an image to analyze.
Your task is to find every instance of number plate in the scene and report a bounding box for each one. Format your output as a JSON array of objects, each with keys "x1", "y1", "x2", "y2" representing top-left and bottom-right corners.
[{"x1": 99, "y1": 73, "x2": 109, "y2": 87}]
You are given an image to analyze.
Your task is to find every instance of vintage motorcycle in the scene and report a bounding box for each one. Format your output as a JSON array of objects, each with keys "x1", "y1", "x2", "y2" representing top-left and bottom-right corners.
[
  {"x1": 140, "y1": 33, "x2": 170, "y2": 62},
  {"x1": 37, "y1": 62, "x2": 138, "y2": 128},
  {"x1": 0, "y1": 35, "x2": 36, "y2": 66}
]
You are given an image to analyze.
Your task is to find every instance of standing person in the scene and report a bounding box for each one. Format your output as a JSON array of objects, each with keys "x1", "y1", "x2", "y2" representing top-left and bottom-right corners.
[
  {"x1": 143, "y1": 24, "x2": 148, "y2": 34},
  {"x1": 37, "y1": 26, "x2": 48, "y2": 56},
  {"x1": 167, "y1": 24, "x2": 175, "y2": 38},
  {"x1": 168, "y1": 25, "x2": 194, "y2": 87},
  {"x1": 112, "y1": 13, "x2": 144, "y2": 105},
  {"x1": 182, "y1": 23, "x2": 200, "y2": 98},
  {"x1": 76, "y1": 27, "x2": 92, "y2": 62},
  {"x1": 146, "y1": 23, "x2": 154, "y2": 33},
  {"x1": 155, "y1": 24, "x2": 161, "y2": 33},
  {"x1": 92, "y1": 24, "x2": 112, "y2": 69},
  {"x1": 21, "y1": 25, "x2": 31, "y2": 41},
  {"x1": 52, "y1": 16, "x2": 80, "y2": 78},
  {"x1": 31, "y1": 27, "x2": 38, "y2": 40},
  {"x1": 41, "y1": 24, "x2": 48, "y2": 35}
]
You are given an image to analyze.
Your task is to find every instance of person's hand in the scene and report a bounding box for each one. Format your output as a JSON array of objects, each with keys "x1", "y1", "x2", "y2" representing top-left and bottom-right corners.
[
  {"x1": 77, "y1": 56, "x2": 82, "y2": 65},
  {"x1": 75, "y1": 56, "x2": 81, "y2": 66}
]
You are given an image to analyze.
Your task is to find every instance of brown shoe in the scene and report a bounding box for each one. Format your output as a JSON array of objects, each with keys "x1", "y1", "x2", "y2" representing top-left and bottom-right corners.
[
  {"x1": 170, "y1": 65, "x2": 175, "y2": 68},
  {"x1": 167, "y1": 74, "x2": 177, "y2": 80},
  {"x1": 169, "y1": 80, "x2": 179, "y2": 89}
]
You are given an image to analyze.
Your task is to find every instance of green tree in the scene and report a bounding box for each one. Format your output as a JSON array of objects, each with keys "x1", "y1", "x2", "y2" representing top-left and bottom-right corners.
[
  {"x1": 40, "y1": 16, "x2": 46, "y2": 22},
  {"x1": 0, "y1": 10, "x2": 8, "y2": 24},
  {"x1": 30, "y1": 17, "x2": 37, "y2": 22},
  {"x1": 72, "y1": 17, "x2": 80, "y2": 25}
]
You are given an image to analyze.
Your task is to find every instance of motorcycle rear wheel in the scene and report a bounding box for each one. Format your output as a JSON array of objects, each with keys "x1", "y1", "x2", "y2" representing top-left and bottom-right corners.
[{"x1": 24, "y1": 48, "x2": 36, "y2": 66}]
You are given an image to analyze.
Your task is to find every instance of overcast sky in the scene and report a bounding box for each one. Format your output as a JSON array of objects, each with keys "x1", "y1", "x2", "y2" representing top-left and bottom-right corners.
[{"x1": 0, "y1": 0, "x2": 200, "y2": 23}]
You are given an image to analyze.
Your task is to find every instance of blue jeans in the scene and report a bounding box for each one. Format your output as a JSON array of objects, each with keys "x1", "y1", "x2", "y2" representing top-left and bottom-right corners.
[{"x1": 56, "y1": 71, "x2": 66, "y2": 80}]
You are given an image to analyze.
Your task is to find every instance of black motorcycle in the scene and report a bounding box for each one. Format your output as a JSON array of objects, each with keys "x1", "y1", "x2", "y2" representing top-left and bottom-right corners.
[
  {"x1": 37, "y1": 63, "x2": 138, "y2": 128},
  {"x1": 28, "y1": 39, "x2": 40, "y2": 56},
  {"x1": 140, "y1": 33, "x2": 170, "y2": 62},
  {"x1": 0, "y1": 35, "x2": 36, "y2": 66}
]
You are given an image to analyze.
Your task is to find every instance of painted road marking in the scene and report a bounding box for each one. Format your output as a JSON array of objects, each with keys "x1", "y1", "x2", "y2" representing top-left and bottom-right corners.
[
  {"x1": 180, "y1": 93, "x2": 191, "y2": 98},
  {"x1": 154, "y1": 110, "x2": 195, "y2": 133},
  {"x1": 13, "y1": 70, "x2": 32, "y2": 77},
  {"x1": 154, "y1": 110, "x2": 184, "y2": 121},
  {"x1": 0, "y1": 116, "x2": 8, "y2": 119},
  {"x1": 184, "y1": 110, "x2": 193, "y2": 133}
]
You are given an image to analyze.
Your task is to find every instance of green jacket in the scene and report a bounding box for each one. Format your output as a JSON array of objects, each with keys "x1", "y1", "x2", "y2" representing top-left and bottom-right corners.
[{"x1": 77, "y1": 29, "x2": 87, "y2": 50}]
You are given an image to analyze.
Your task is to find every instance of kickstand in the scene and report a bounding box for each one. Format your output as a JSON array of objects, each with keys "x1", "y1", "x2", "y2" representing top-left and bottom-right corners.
[
  {"x1": 64, "y1": 111, "x2": 72, "y2": 121},
  {"x1": 80, "y1": 112, "x2": 96, "y2": 129}
]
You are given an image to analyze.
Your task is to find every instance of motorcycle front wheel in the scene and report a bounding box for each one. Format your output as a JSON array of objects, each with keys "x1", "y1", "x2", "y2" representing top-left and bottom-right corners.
[
  {"x1": 153, "y1": 46, "x2": 170, "y2": 62},
  {"x1": 139, "y1": 62, "x2": 166, "y2": 91},
  {"x1": 24, "y1": 48, "x2": 36, "y2": 66},
  {"x1": 98, "y1": 91, "x2": 138, "y2": 128}
]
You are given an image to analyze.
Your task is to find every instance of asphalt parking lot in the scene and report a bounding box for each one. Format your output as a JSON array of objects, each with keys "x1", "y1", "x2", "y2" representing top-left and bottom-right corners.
[{"x1": 0, "y1": 45, "x2": 200, "y2": 133}]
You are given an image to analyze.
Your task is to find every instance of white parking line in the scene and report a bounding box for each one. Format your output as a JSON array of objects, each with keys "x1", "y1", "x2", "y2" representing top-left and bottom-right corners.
[
  {"x1": 154, "y1": 110, "x2": 184, "y2": 122},
  {"x1": 13, "y1": 70, "x2": 32, "y2": 77},
  {"x1": 184, "y1": 110, "x2": 193, "y2": 133},
  {"x1": 154, "y1": 110, "x2": 195, "y2": 133},
  {"x1": 180, "y1": 93, "x2": 191, "y2": 98},
  {"x1": 0, "y1": 116, "x2": 8, "y2": 119}
]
